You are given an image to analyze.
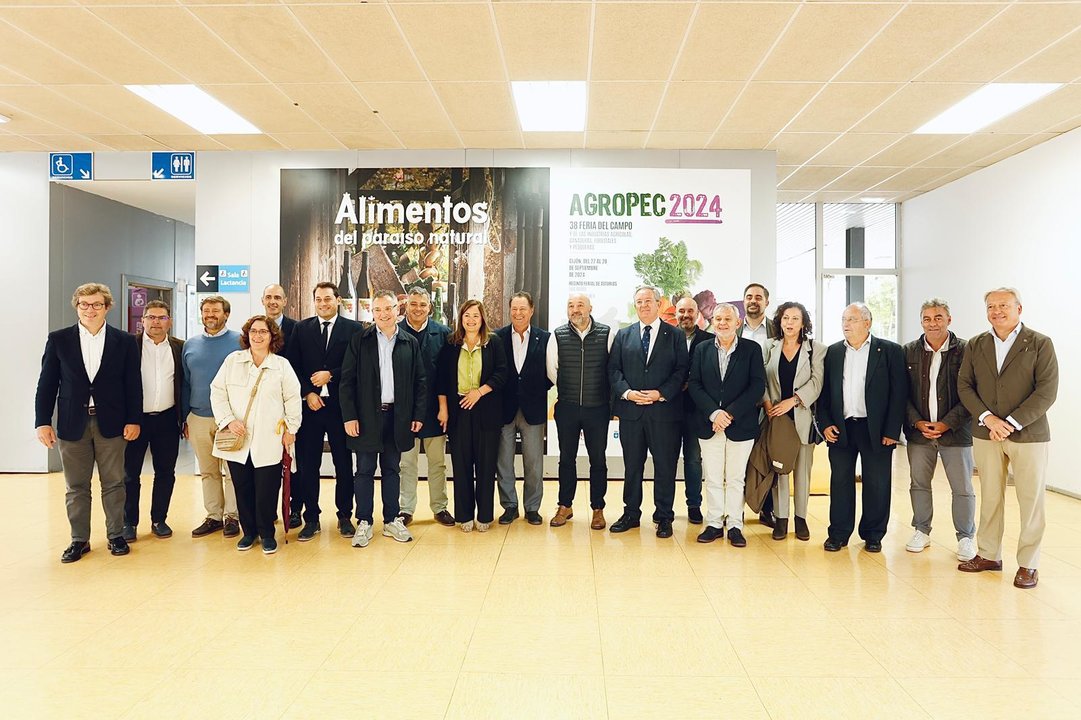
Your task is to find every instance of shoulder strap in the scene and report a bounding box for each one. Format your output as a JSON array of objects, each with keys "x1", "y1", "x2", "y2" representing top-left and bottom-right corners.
[{"x1": 240, "y1": 367, "x2": 268, "y2": 425}]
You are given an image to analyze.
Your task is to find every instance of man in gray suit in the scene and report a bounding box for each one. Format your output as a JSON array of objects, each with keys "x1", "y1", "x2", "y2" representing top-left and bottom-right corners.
[{"x1": 957, "y1": 287, "x2": 1058, "y2": 589}]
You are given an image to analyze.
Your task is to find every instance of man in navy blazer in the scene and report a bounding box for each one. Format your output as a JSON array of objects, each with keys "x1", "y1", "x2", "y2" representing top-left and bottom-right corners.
[
  {"x1": 287, "y1": 282, "x2": 363, "y2": 540},
  {"x1": 608, "y1": 286, "x2": 690, "y2": 538},
  {"x1": 262, "y1": 283, "x2": 297, "y2": 356},
  {"x1": 494, "y1": 292, "x2": 553, "y2": 525},
  {"x1": 675, "y1": 295, "x2": 713, "y2": 525},
  {"x1": 35, "y1": 283, "x2": 142, "y2": 563},
  {"x1": 817, "y1": 303, "x2": 907, "y2": 553}
]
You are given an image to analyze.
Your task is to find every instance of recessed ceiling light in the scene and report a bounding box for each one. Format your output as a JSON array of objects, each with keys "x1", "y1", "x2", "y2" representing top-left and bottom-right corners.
[
  {"x1": 125, "y1": 84, "x2": 261, "y2": 135},
  {"x1": 511, "y1": 81, "x2": 587, "y2": 132},
  {"x1": 860, "y1": 197, "x2": 887, "y2": 203},
  {"x1": 0, "y1": 113, "x2": 10, "y2": 124},
  {"x1": 914, "y1": 83, "x2": 1062, "y2": 134}
]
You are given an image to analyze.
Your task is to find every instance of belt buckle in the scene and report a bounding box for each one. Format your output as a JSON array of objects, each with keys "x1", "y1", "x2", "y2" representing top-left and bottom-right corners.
[{"x1": 87, "y1": 406, "x2": 97, "y2": 416}]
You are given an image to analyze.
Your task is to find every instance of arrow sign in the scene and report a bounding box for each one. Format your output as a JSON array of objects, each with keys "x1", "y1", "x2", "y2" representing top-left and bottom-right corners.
[
  {"x1": 196, "y1": 265, "x2": 219, "y2": 292},
  {"x1": 152, "y1": 169, "x2": 165, "y2": 179},
  {"x1": 152, "y1": 151, "x2": 195, "y2": 180},
  {"x1": 200, "y1": 271, "x2": 213, "y2": 287},
  {"x1": 49, "y1": 152, "x2": 93, "y2": 181}
]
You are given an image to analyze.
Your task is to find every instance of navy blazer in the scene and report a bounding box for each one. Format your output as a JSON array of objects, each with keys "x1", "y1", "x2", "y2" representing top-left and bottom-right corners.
[
  {"x1": 35, "y1": 324, "x2": 142, "y2": 441},
  {"x1": 687, "y1": 337, "x2": 765, "y2": 442},
  {"x1": 682, "y1": 327, "x2": 714, "y2": 416},
  {"x1": 816, "y1": 336, "x2": 908, "y2": 452},
  {"x1": 278, "y1": 315, "x2": 297, "y2": 357},
  {"x1": 609, "y1": 321, "x2": 689, "y2": 422},
  {"x1": 494, "y1": 324, "x2": 552, "y2": 426},
  {"x1": 399, "y1": 318, "x2": 453, "y2": 438},
  {"x1": 436, "y1": 334, "x2": 509, "y2": 433},
  {"x1": 288, "y1": 315, "x2": 363, "y2": 404}
]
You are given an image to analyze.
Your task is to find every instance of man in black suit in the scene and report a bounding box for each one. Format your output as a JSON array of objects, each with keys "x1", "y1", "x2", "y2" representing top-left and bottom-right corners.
[
  {"x1": 817, "y1": 302, "x2": 907, "y2": 553},
  {"x1": 35, "y1": 283, "x2": 142, "y2": 563},
  {"x1": 287, "y1": 282, "x2": 363, "y2": 540},
  {"x1": 262, "y1": 283, "x2": 297, "y2": 356},
  {"x1": 494, "y1": 292, "x2": 552, "y2": 525},
  {"x1": 675, "y1": 295, "x2": 712, "y2": 524},
  {"x1": 608, "y1": 286, "x2": 690, "y2": 538},
  {"x1": 122, "y1": 300, "x2": 185, "y2": 542}
]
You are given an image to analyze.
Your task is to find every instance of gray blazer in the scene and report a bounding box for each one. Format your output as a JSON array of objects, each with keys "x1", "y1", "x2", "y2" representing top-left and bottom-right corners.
[{"x1": 763, "y1": 338, "x2": 826, "y2": 444}]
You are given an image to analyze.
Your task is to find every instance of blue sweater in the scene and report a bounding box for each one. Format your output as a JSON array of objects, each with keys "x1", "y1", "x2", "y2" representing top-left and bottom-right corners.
[{"x1": 182, "y1": 331, "x2": 241, "y2": 417}]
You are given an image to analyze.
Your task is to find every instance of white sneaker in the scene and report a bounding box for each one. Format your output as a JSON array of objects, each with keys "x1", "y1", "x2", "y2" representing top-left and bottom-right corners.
[
  {"x1": 382, "y1": 517, "x2": 413, "y2": 543},
  {"x1": 460, "y1": 521, "x2": 474, "y2": 533},
  {"x1": 957, "y1": 536, "x2": 977, "y2": 562},
  {"x1": 476, "y1": 521, "x2": 490, "y2": 533},
  {"x1": 351, "y1": 521, "x2": 373, "y2": 548},
  {"x1": 906, "y1": 530, "x2": 931, "y2": 553}
]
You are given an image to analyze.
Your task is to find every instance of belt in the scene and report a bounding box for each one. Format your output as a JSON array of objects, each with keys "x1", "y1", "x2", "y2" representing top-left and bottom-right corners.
[
  {"x1": 86, "y1": 406, "x2": 96, "y2": 416},
  {"x1": 144, "y1": 406, "x2": 176, "y2": 417},
  {"x1": 845, "y1": 416, "x2": 867, "y2": 422},
  {"x1": 380, "y1": 403, "x2": 394, "y2": 412}
]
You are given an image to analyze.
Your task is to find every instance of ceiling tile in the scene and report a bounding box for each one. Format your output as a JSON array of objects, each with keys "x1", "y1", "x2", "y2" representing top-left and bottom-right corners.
[
  {"x1": 755, "y1": 3, "x2": 901, "y2": 82},
  {"x1": 767, "y1": 133, "x2": 837, "y2": 166},
  {"x1": 914, "y1": 166, "x2": 980, "y2": 194},
  {"x1": 918, "y1": 133, "x2": 1042, "y2": 168},
  {"x1": 978, "y1": 133, "x2": 1057, "y2": 167},
  {"x1": 838, "y1": 3, "x2": 1004, "y2": 83},
  {"x1": 777, "y1": 165, "x2": 800, "y2": 183},
  {"x1": 585, "y1": 131, "x2": 647, "y2": 149},
  {"x1": 785, "y1": 83, "x2": 902, "y2": 133},
  {"x1": 51, "y1": 85, "x2": 194, "y2": 134},
  {"x1": 588, "y1": 82, "x2": 665, "y2": 132},
  {"x1": 266, "y1": 132, "x2": 345, "y2": 151},
  {"x1": 0, "y1": 86, "x2": 130, "y2": 133},
  {"x1": 822, "y1": 166, "x2": 901, "y2": 192},
  {"x1": 208, "y1": 133, "x2": 286, "y2": 151},
  {"x1": 718, "y1": 83, "x2": 822, "y2": 133},
  {"x1": 591, "y1": 2, "x2": 694, "y2": 81},
  {"x1": 869, "y1": 166, "x2": 959, "y2": 192},
  {"x1": 354, "y1": 83, "x2": 454, "y2": 133},
  {"x1": 778, "y1": 165, "x2": 851, "y2": 191},
  {"x1": 1001, "y1": 28, "x2": 1081, "y2": 83},
  {"x1": 0, "y1": 101, "x2": 71, "y2": 134},
  {"x1": 191, "y1": 6, "x2": 344, "y2": 83},
  {"x1": 645, "y1": 132, "x2": 712, "y2": 149},
  {"x1": 674, "y1": 2, "x2": 796, "y2": 81},
  {"x1": 276, "y1": 83, "x2": 385, "y2": 133},
  {"x1": 396, "y1": 131, "x2": 463, "y2": 149},
  {"x1": 523, "y1": 131, "x2": 584, "y2": 149},
  {"x1": 334, "y1": 131, "x2": 404, "y2": 150},
  {"x1": 0, "y1": 134, "x2": 48, "y2": 151},
  {"x1": 985, "y1": 84, "x2": 1081, "y2": 134},
  {"x1": 653, "y1": 82, "x2": 742, "y2": 133},
  {"x1": 146, "y1": 134, "x2": 227, "y2": 151},
  {"x1": 460, "y1": 131, "x2": 522, "y2": 149},
  {"x1": 292, "y1": 4, "x2": 423, "y2": 83},
  {"x1": 203, "y1": 84, "x2": 323, "y2": 133},
  {"x1": 0, "y1": 65, "x2": 32, "y2": 84},
  {"x1": 493, "y1": 1, "x2": 590, "y2": 80},
  {"x1": 706, "y1": 132, "x2": 775, "y2": 150},
  {"x1": 391, "y1": 3, "x2": 504, "y2": 82},
  {"x1": 433, "y1": 82, "x2": 518, "y2": 132},
  {"x1": 87, "y1": 134, "x2": 169, "y2": 151},
  {"x1": 18, "y1": 134, "x2": 112, "y2": 151},
  {"x1": 797, "y1": 191, "x2": 864, "y2": 204},
  {"x1": 811, "y1": 133, "x2": 901, "y2": 166},
  {"x1": 863, "y1": 134, "x2": 961, "y2": 166},
  {"x1": 851, "y1": 83, "x2": 976, "y2": 133},
  {"x1": 776, "y1": 191, "x2": 814, "y2": 203},
  {"x1": 0, "y1": 18, "x2": 107, "y2": 84}
]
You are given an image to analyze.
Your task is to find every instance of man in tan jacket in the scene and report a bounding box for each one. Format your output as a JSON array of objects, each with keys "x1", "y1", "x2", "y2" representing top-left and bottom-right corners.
[{"x1": 957, "y1": 287, "x2": 1058, "y2": 589}]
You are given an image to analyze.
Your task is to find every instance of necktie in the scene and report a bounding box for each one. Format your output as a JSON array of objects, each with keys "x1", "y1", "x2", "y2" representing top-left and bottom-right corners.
[
  {"x1": 321, "y1": 321, "x2": 330, "y2": 353},
  {"x1": 641, "y1": 324, "x2": 652, "y2": 361}
]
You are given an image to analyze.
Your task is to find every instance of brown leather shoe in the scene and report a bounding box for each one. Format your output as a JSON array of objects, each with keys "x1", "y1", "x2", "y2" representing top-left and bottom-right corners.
[
  {"x1": 1014, "y1": 567, "x2": 1039, "y2": 589},
  {"x1": 590, "y1": 509, "x2": 606, "y2": 530},
  {"x1": 957, "y1": 555, "x2": 1003, "y2": 573},
  {"x1": 549, "y1": 505, "x2": 573, "y2": 527},
  {"x1": 433, "y1": 510, "x2": 456, "y2": 527}
]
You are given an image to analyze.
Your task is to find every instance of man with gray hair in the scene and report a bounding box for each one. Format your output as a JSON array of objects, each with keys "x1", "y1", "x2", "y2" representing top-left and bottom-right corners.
[
  {"x1": 957, "y1": 287, "x2": 1058, "y2": 589},
  {"x1": 902, "y1": 299, "x2": 976, "y2": 561}
]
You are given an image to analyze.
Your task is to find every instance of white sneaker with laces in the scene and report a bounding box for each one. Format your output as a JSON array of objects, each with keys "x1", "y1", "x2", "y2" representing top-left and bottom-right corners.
[
  {"x1": 382, "y1": 517, "x2": 413, "y2": 543},
  {"x1": 906, "y1": 530, "x2": 931, "y2": 553},
  {"x1": 476, "y1": 521, "x2": 490, "y2": 533},
  {"x1": 460, "y1": 521, "x2": 474, "y2": 533},
  {"x1": 957, "y1": 536, "x2": 977, "y2": 562},
  {"x1": 351, "y1": 521, "x2": 373, "y2": 548}
]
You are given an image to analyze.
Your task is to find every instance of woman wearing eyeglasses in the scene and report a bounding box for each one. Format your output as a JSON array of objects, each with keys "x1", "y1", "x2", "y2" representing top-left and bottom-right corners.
[{"x1": 210, "y1": 315, "x2": 302, "y2": 554}]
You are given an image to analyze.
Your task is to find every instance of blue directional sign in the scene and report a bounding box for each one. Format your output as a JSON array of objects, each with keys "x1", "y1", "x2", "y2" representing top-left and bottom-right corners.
[
  {"x1": 152, "y1": 151, "x2": 195, "y2": 180},
  {"x1": 49, "y1": 152, "x2": 93, "y2": 181},
  {"x1": 217, "y1": 265, "x2": 250, "y2": 294}
]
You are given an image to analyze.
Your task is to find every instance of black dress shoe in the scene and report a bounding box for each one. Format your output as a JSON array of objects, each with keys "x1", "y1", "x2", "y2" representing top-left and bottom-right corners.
[
  {"x1": 865, "y1": 540, "x2": 882, "y2": 553},
  {"x1": 122, "y1": 523, "x2": 137, "y2": 542},
  {"x1": 727, "y1": 527, "x2": 747, "y2": 547},
  {"x1": 823, "y1": 537, "x2": 848, "y2": 552},
  {"x1": 61, "y1": 541, "x2": 90, "y2": 563},
  {"x1": 298, "y1": 521, "x2": 321, "y2": 542},
  {"x1": 288, "y1": 511, "x2": 302, "y2": 530},
  {"x1": 794, "y1": 516, "x2": 810, "y2": 542},
  {"x1": 151, "y1": 522, "x2": 173, "y2": 539},
  {"x1": 656, "y1": 520, "x2": 673, "y2": 538},
  {"x1": 697, "y1": 526, "x2": 724, "y2": 543},
  {"x1": 191, "y1": 518, "x2": 223, "y2": 537},
  {"x1": 758, "y1": 510, "x2": 776, "y2": 529},
  {"x1": 772, "y1": 517, "x2": 789, "y2": 541},
  {"x1": 688, "y1": 507, "x2": 703, "y2": 525},
  {"x1": 525, "y1": 511, "x2": 542, "y2": 526},
  {"x1": 609, "y1": 515, "x2": 641, "y2": 533},
  {"x1": 338, "y1": 517, "x2": 356, "y2": 538},
  {"x1": 223, "y1": 518, "x2": 240, "y2": 538},
  {"x1": 107, "y1": 536, "x2": 130, "y2": 556},
  {"x1": 499, "y1": 508, "x2": 519, "y2": 525},
  {"x1": 434, "y1": 510, "x2": 456, "y2": 527}
]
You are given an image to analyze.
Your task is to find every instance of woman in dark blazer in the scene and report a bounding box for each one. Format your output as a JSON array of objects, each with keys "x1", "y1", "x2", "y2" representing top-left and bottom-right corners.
[{"x1": 436, "y1": 300, "x2": 508, "y2": 531}]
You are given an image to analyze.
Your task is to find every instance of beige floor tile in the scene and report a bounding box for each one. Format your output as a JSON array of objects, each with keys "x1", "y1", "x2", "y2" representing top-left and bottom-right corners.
[
  {"x1": 119, "y1": 667, "x2": 316, "y2": 720},
  {"x1": 1043, "y1": 676, "x2": 1081, "y2": 704},
  {"x1": 913, "y1": 575, "x2": 1066, "y2": 620},
  {"x1": 899, "y1": 677, "x2": 1075, "y2": 719},
  {"x1": 699, "y1": 575, "x2": 832, "y2": 619},
  {"x1": 726, "y1": 618, "x2": 888, "y2": 678},
  {"x1": 592, "y1": 543, "x2": 695, "y2": 577},
  {"x1": 1020, "y1": 575, "x2": 1081, "y2": 616},
  {"x1": 414, "y1": 521, "x2": 510, "y2": 546},
  {"x1": 138, "y1": 570, "x2": 274, "y2": 612},
  {"x1": 801, "y1": 575, "x2": 954, "y2": 619},
  {"x1": 182, "y1": 611, "x2": 349, "y2": 669},
  {"x1": 395, "y1": 543, "x2": 503, "y2": 576},
  {"x1": 771, "y1": 541, "x2": 892, "y2": 580},
  {"x1": 272, "y1": 570, "x2": 391, "y2": 613},
  {"x1": 326, "y1": 613, "x2": 479, "y2": 671},
  {"x1": 606, "y1": 675, "x2": 769, "y2": 719},
  {"x1": 445, "y1": 672, "x2": 607, "y2": 720},
  {"x1": 684, "y1": 540, "x2": 798, "y2": 578},
  {"x1": 595, "y1": 575, "x2": 716, "y2": 618},
  {"x1": 366, "y1": 573, "x2": 490, "y2": 615},
  {"x1": 0, "y1": 668, "x2": 168, "y2": 719},
  {"x1": 481, "y1": 574, "x2": 597, "y2": 617},
  {"x1": 0, "y1": 609, "x2": 125, "y2": 668},
  {"x1": 599, "y1": 615, "x2": 744, "y2": 677},
  {"x1": 502, "y1": 516, "x2": 596, "y2": 546},
  {"x1": 493, "y1": 543, "x2": 597, "y2": 576},
  {"x1": 285, "y1": 670, "x2": 457, "y2": 716},
  {"x1": 299, "y1": 541, "x2": 414, "y2": 573},
  {"x1": 957, "y1": 618, "x2": 1081, "y2": 678},
  {"x1": 752, "y1": 677, "x2": 931, "y2": 720},
  {"x1": 464, "y1": 615, "x2": 602, "y2": 675}
]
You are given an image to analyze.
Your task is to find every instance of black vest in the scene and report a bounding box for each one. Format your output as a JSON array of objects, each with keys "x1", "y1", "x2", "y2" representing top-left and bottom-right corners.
[{"x1": 554, "y1": 318, "x2": 611, "y2": 408}]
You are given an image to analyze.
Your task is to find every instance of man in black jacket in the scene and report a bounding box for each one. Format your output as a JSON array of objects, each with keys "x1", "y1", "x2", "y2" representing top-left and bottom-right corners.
[
  {"x1": 340, "y1": 291, "x2": 426, "y2": 548},
  {"x1": 35, "y1": 283, "x2": 142, "y2": 563},
  {"x1": 494, "y1": 292, "x2": 552, "y2": 525},
  {"x1": 288, "y1": 282, "x2": 363, "y2": 541},
  {"x1": 675, "y1": 295, "x2": 713, "y2": 525},
  {"x1": 818, "y1": 303, "x2": 907, "y2": 553},
  {"x1": 608, "y1": 286, "x2": 689, "y2": 538},
  {"x1": 262, "y1": 283, "x2": 297, "y2": 356}
]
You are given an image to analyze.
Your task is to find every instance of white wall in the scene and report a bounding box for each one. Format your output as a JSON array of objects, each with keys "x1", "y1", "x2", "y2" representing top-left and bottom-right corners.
[
  {"x1": 901, "y1": 128, "x2": 1080, "y2": 495},
  {"x1": 0, "y1": 154, "x2": 51, "y2": 471}
]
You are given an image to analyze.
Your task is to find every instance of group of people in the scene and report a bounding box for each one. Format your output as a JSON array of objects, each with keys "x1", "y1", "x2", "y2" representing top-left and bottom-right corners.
[{"x1": 35, "y1": 279, "x2": 1058, "y2": 589}]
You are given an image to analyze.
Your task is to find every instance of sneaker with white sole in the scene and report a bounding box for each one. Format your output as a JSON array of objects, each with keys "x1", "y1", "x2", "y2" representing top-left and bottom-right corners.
[
  {"x1": 957, "y1": 536, "x2": 977, "y2": 562},
  {"x1": 382, "y1": 517, "x2": 413, "y2": 543},
  {"x1": 351, "y1": 521, "x2": 373, "y2": 548},
  {"x1": 460, "y1": 520, "x2": 474, "y2": 533},
  {"x1": 906, "y1": 530, "x2": 931, "y2": 553},
  {"x1": 476, "y1": 521, "x2": 490, "y2": 533}
]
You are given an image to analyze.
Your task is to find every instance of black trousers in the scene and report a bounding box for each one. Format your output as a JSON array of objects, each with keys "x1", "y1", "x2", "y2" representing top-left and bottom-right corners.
[
  {"x1": 554, "y1": 401, "x2": 609, "y2": 510},
  {"x1": 619, "y1": 415, "x2": 680, "y2": 522},
  {"x1": 123, "y1": 409, "x2": 180, "y2": 525},
  {"x1": 827, "y1": 417, "x2": 895, "y2": 543},
  {"x1": 228, "y1": 458, "x2": 282, "y2": 541},
  {"x1": 449, "y1": 407, "x2": 499, "y2": 524},
  {"x1": 293, "y1": 398, "x2": 355, "y2": 521},
  {"x1": 354, "y1": 405, "x2": 402, "y2": 525}
]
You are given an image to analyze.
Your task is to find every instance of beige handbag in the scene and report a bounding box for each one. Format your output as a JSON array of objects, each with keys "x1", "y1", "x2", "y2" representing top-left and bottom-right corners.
[{"x1": 214, "y1": 368, "x2": 267, "y2": 452}]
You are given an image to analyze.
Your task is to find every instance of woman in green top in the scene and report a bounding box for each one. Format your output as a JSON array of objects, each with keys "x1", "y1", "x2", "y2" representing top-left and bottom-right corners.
[{"x1": 436, "y1": 300, "x2": 508, "y2": 532}]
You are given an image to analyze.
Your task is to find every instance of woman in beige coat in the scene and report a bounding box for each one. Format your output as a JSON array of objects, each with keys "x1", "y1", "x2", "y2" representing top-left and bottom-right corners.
[
  {"x1": 762, "y1": 302, "x2": 825, "y2": 541},
  {"x1": 211, "y1": 315, "x2": 302, "y2": 554}
]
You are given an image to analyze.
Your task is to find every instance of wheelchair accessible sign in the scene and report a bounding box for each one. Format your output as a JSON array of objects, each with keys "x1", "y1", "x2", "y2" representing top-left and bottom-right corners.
[{"x1": 49, "y1": 152, "x2": 93, "y2": 181}]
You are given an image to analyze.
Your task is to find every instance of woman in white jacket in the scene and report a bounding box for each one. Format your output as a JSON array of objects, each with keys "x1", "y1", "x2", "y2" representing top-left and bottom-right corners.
[{"x1": 211, "y1": 315, "x2": 302, "y2": 554}]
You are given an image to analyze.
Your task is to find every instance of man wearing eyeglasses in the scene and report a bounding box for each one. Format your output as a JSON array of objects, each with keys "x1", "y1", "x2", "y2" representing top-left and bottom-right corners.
[
  {"x1": 121, "y1": 300, "x2": 185, "y2": 542},
  {"x1": 35, "y1": 283, "x2": 142, "y2": 563}
]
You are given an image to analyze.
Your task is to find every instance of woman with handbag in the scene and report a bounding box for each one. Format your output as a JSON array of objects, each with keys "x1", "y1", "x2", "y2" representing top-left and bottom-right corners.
[
  {"x1": 436, "y1": 300, "x2": 508, "y2": 532},
  {"x1": 211, "y1": 315, "x2": 302, "y2": 554},
  {"x1": 762, "y1": 302, "x2": 826, "y2": 541}
]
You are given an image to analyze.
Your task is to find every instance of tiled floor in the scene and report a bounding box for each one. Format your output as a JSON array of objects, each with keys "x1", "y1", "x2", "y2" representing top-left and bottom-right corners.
[{"x1": 2, "y1": 453, "x2": 1079, "y2": 719}]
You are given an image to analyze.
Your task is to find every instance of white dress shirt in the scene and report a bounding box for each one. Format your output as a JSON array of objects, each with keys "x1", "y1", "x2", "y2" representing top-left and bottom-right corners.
[
  {"x1": 741, "y1": 319, "x2": 769, "y2": 346},
  {"x1": 842, "y1": 336, "x2": 872, "y2": 419},
  {"x1": 545, "y1": 319, "x2": 617, "y2": 384},
  {"x1": 318, "y1": 315, "x2": 337, "y2": 397},
  {"x1": 924, "y1": 338, "x2": 946, "y2": 423},
  {"x1": 980, "y1": 322, "x2": 1024, "y2": 430},
  {"x1": 640, "y1": 318, "x2": 662, "y2": 362},
  {"x1": 708, "y1": 336, "x2": 739, "y2": 422},
  {"x1": 376, "y1": 326, "x2": 397, "y2": 404},
  {"x1": 511, "y1": 326, "x2": 530, "y2": 374},
  {"x1": 78, "y1": 323, "x2": 106, "y2": 407},
  {"x1": 141, "y1": 334, "x2": 175, "y2": 413}
]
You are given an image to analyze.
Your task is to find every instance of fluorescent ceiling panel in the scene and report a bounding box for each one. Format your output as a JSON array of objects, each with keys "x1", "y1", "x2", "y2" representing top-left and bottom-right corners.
[
  {"x1": 914, "y1": 83, "x2": 1062, "y2": 134},
  {"x1": 125, "y1": 84, "x2": 261, "y2": 135},
  {"x1": 511, "y1": 81, "x2": 587, "y2": 132}
]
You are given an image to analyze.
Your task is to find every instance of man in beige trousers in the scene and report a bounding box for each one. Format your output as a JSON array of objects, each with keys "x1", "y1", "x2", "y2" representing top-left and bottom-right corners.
[{"x1": 957, "y1": 287, "x2": 1058, "y2": 589}]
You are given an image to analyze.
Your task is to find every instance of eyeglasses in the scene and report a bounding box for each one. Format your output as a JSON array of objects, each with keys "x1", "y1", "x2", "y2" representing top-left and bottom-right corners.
[
  {"x1": 248, "y1": 329, "x2": 271, "y2": 336},
  {"x1": 77, "y1": 302, "x2": 106, "y2": 310},
  {"x1": 144, "y1": 315, "x2": 170, "y2": 322}
]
